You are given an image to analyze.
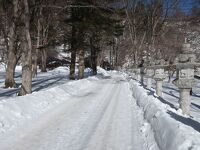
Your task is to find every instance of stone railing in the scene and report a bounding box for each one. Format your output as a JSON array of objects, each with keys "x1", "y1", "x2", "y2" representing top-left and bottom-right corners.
[{"x1": 129, "y1": 41, "x2": 200, "y2": 115}]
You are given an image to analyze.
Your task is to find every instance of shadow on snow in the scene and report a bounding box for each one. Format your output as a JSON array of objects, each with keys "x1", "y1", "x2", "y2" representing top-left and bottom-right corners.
[{"x1": 0, "y1": 75, "x2": 68, "y2": 99}]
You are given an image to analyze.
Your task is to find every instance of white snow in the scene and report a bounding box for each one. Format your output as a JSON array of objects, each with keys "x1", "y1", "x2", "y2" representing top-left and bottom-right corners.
[
  {"x1": 130, "y1": 80, "x2": 200, "y2": 150},
  {"x1": 0, "y1": 69, "x2": 159, "y2": 150},
  {"x1": 0, "y1": 66, "x2": 200, "y2": 149}
]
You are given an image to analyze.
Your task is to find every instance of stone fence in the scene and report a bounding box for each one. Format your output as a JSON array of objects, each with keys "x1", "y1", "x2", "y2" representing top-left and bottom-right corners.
[{"x1": 129, "y1": 42, "x2": 200, "y2": 115}]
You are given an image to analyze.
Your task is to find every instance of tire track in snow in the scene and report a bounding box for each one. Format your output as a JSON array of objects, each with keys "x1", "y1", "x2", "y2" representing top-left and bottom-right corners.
[
  {"x1": 80, "y1": 83, "x2": 121, "y2": 150},
  {"x1": 65, "y1": 82, "x2": 119, "y2": 149},
  {"x1": 84, "y1": 80, "x2": 149, "y2": 150},
  {"x1": 0, "y1": 76, "x2": 159, "y2": 150},
  {"x1": 0, "y1": 79, "x2": 116, "y2": 150}
]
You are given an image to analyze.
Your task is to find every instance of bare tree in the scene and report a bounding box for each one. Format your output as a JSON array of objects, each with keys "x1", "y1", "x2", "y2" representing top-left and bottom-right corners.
[
  {"x1": 119, "y1": 0, "x2": 179, "y2": 67},
  {"x1": 19, "y1": 0, "x2": 32, "y2": 96},
  {"x1": 69, "y1": 25, "x2": 77, "y2": 80},
  {"x1": 4, "y1": 0, "x2": 21, "y2": 88},
  {"x1": 32, "y1": 1, "x2": 43, "y2": 77}
]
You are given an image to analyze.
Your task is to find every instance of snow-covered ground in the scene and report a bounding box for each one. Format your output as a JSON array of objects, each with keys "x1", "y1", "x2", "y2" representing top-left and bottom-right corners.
[
  {"x1": 0, "y1": 66, "x2": 200, "y2": 149},
  {"x1": 130, "y1": 79, "x2": 200, "y2": 150},
  {"x1": 0, "y1": 67, "x2": 69, "y2": 99},
  {"x1": 0, "y1": 67, "x2": 158, "y2": 150}
]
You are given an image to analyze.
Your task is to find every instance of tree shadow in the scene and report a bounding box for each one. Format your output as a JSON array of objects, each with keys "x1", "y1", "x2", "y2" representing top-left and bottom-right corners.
[
  {"x1": 191, "y1": 103, "x2": 200, "y2": 110},
  {"x1": 14, "y1": 74, "x2": 21, "y2": 78},
  {"x1": 162, "y1": 85, "x2": 179, "y2": 93},
  {"x1": 32, "y1": 76, "x2": 67, "y2": 92},
  {"x1": 194, "y1": 75, "x2": 200, "y2": 80},
  {"x1": 191, "y1": 92, "x2": 200, "y2": 98},
  {"x1": 146, "y1": 89, "x2": 178, "y2": 110},
  {"x1": 86, "y1": 73, "x2": 111, "y2": 80},
  {"x1": 163, "y1": 90, "x2": 179, "y2": 99},
  {"x1": 144, "y1": 84, "x2": 200, "y2": 113},
  {"x1": 167, "y1": 110, "x2": 200, "y2": 133},
  {"x1": 0, "y1": 75, "x2": 68, "y2": 98},
  {"x1": 0, "y1": 88, "x2": 19, "y2": 98}
]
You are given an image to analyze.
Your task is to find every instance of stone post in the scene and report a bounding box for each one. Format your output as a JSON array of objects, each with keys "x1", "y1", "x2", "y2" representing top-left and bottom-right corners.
[
  {"x1": 131, "y1": 70, "x2": 135, "y2": 79},
  {"x1": 145, "y1": 68, "x2": 154, "y2": 89},
  {"x1": 147, "y1": 77, "x2": 152, "y2": 89},
  {"x1": 154, "y1": 67, "x2": 166, "y2": 97},
  {"x1": 173, "y1": 42, "x2": 196, "y2": 115},
  {"x1": 135, "y1": 68, "x2": 141, "y2": 81},
  {"x1": 156, "y1": 80, "x2": 163, "y2": 96},
  {"x1": 131, "y1": 68, "x2": 136, "y2": 79},
  {"x1": 180, "y1": 88, "x2": 191, "y2": 114},
  {"x1": 140, "y1": 67, "x2": 145, "y2": 85}
]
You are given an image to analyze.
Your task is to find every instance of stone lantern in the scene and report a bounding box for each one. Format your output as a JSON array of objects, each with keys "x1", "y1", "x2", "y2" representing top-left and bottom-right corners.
[
  {"x1": 173, "y1": 41, "x2": 196, "y2": 115},
  {"x1": 144, "y1": 61, "x2": 155, "y2": 89},
  {"x1": 130, "y1": 68, "x2": 137, "y2": 79},
  {"x1": 153, "y1": 59, "x2": 167, "y2": 97},
  {"x1": 145, "y1": 68, "x2": 154, "y2": 89},
  {"x1": 134, "y1": 68, "x2": 141, "y2": 81}
]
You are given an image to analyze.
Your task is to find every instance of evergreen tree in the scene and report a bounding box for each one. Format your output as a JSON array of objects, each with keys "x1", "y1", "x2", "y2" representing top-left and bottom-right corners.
[{"x1": 66, "y1": 0, "x2": 124, "y2": 79}]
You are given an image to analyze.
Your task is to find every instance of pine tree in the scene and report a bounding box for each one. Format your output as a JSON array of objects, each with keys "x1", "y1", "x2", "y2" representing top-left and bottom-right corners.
[{"x1": 66, "y1": 0, "x2": 124, "y2": 79}]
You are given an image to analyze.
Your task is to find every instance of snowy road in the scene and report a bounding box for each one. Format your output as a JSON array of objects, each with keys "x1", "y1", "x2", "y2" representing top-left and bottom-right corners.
[{"x1": 0, "y1": 74, "x2": 158, "y2": 150}]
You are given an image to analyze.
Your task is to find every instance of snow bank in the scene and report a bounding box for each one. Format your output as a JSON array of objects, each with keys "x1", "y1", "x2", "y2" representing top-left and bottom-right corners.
[
  {"x1": 0, "y1": 86, "x2": 69, "y2": 134},
  {"x1": 97, "y1": 66, "x2": 110, "y2": 77},
  {"x1": 130, "y1": 80, "x2": 200, "y2": 150},
  {"x1": 0, "y1": 66, "x2": 106, "y2": 137},
  {"x1": 15, "y1": 66, "x2": 22, "y2": 72},
  {"x1": 0, "y1": 77, "x2": 93, "y2": 137},
  {"x1": 48, "y1": 66, "x2": 69, "y2": 75}
]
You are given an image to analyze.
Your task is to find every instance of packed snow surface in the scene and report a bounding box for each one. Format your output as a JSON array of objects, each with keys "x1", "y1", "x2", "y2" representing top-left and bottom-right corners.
[
  {"x1": 130, "y1": 80, "x2": 200, "y2": 150},
  {"x1": 0, "y1": 66, "x2": 200, "y2": 150},
  {"x1": 0, "y1": 67, "x2": 158, "y2": 150}
]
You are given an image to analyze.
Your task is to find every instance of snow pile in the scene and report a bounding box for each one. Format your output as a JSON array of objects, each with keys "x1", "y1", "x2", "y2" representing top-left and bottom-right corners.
[
  {"x1": 49, "y1": 66, "x2": 69, "y2": 75},
  {"x1": 0, "y1": 86, "x2": 68, "y2": 134},
  {"x1": 15, "y1": 66, "x2": 22, "y2": 72},
  {"x1": 0, "y1": 78, "x2": 93, "y2": 136},
  {"x1": 130, "y1": 80, "x2": 200, "y2": 150},
  {"x1": 97, "y1": 66, "x2": 110, "y2": 77},
  {"x1": 0, "y1": 66, "x2": 104, "y2": 137}
]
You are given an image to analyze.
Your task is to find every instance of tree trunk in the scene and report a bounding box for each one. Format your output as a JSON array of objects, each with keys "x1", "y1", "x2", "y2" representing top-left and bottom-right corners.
[
  {"x1": 32, "y1": 17, "x2": 41, "y2": 78},
  {"x1": 97, "y1": 50, "x2": 102, "y2": 66},
  {"x1": 90, "y1": 38, "x2": 97, "y2": 75},
  {"x1": 78, "y1": 49, "x2": 85, "y2": 79},
  {"x1": 115, "y1": 46, "x2": 118, "y2": 68},
  {"x1": 19, "y1": 0, "x2": 32, "y2": 96},
  {"x1": 4, "y1": 0, "x2": 19, "y2": 88},
  {"x1": 32, "y1": 48, "x2": 38, "y2": 78},
  {"x1": 5, "y1": 52, "x2": 17, "y2": 88},
  {"x1": 70, "y1": 49, "x2": 76, "y2": 80},
  {"x1": 41, "y1": 48, "x2": 47, "y2": 72},
  {"x1": 69, "y1": 24, "x2": 77, "y2": 80},
  {"x1": 91, "y1": 49, "x2": 97, "y2": 75}
]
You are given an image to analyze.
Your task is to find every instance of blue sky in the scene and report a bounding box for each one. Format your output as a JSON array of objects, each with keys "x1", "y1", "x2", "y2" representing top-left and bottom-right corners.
[
  {"x1": 178, "y1": 0, "x2": 199, "y2": 14},
  {"x1": 113, "y1": 0, "x2": 199, "y2": 15},
  {"x1": 164, "y1": 0, "x2": 199, "y2": 16}
]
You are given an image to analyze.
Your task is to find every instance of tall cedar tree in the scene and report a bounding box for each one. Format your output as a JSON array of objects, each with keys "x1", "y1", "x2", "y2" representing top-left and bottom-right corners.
[{"x1": 67, "y1": 0, "x2": 123, "y2": 79}]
